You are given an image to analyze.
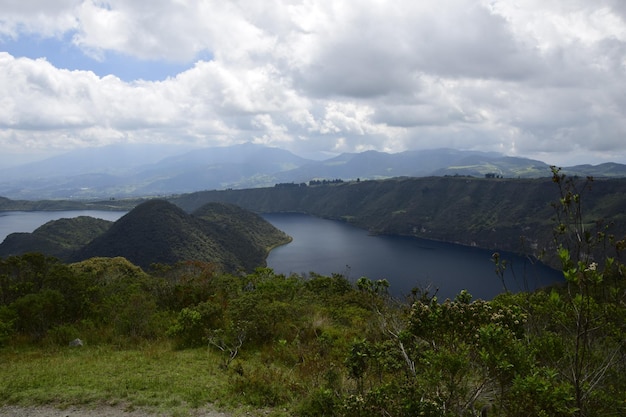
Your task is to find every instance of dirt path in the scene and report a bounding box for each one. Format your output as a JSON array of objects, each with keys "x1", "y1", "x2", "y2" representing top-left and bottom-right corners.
[{"x1": 0, "y1": 405, "x2": 233, "y2": 417}]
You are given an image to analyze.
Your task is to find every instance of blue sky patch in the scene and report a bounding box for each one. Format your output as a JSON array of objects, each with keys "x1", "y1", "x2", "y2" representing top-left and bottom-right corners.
[{"x1": 0, "y1": 33, "x2": 203, "y2": 81}]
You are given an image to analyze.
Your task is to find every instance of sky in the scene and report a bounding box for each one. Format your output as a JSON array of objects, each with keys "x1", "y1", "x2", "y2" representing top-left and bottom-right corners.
[{"x1": 1, "y1": 0, "x2": 625, "y2": 168}]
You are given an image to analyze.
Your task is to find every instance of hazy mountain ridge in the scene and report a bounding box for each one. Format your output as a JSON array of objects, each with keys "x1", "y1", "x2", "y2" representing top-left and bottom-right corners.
[
  {"x1": 1, "y1": 143, "x2": 626, "y2": 200},
  {"x1": 276, "y1": 149, "x2": 506, "y2": 182},
  {"x1": 0, "y1": 144, "x2": 193, "y2": 180},
  {"x1": 0, "y1": 200, "x2": 291, "y2": 272}
]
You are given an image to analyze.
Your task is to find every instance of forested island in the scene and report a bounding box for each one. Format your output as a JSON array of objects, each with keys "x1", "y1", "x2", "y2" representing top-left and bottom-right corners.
[
  {"x1": 0, "y1": 200, "x2": 291, "y2": 273},
  {"x1": 0, "y1": 171, "x2": 625, "y2": 416}
]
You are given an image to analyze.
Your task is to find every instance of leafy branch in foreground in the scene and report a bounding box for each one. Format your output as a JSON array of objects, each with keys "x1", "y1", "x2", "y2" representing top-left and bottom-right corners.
[{"x1": 549, "y1": 166, "x2": 626, "y2": 417}]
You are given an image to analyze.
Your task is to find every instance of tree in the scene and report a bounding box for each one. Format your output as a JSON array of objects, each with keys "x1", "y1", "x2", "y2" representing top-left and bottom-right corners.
[
  {"x1": 10, "y1": 289, "x2": 65, "y2": 340},
  {"x1": 549, "y1": 166, "x2": 626, "y2": 416}
]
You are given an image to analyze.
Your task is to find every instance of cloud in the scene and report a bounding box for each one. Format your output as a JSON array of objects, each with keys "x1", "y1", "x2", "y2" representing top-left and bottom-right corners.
[
  {"x1": 0, "y1": 0, "x2": 80, "y2": 38},
  {"x1": 0, "y1": 0, "x2": 625, "y2": 166}
]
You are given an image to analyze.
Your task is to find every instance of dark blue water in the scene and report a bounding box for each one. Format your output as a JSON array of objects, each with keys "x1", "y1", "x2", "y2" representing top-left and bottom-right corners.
[{"x1": 262, "y1": 213, "x2": 563, "y2": 300}]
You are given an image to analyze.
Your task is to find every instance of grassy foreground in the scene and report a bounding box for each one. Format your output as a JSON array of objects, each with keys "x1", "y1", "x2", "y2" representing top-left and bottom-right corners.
[{"x1": 0, "y1": 341, "x2": 258, "y2": 416}]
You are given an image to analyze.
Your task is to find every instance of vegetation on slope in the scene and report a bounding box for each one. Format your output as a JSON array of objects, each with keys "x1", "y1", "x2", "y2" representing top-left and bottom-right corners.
[
  {"x1": 0, "y1": 217, "x2": 113, "y2": 260},
  {"x1": 0, "y1": 248, "x2": 624, "y2": 416},
  {"x1": 0, "y1": 171, "x2": 624, "y2": 416},
  {"x1": 171, "y1": 175, "x2": 626, "y2": 267},
  {"x1": 0, "y1": 200, "x2": 291, "y2": 274},
  {"x1": 192, "y1": 202, "x2": 292, "y2": 257},
  {"x1": 72, "y1": 200, "x2": 290, "y2": 272}
]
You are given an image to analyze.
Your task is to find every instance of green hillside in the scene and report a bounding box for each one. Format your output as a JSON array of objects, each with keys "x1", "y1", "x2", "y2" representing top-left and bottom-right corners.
[
  {"x1": 193, "y1": 202, "x2": 292, "y2": 253},
  {"x1": 0, "y1": 216, "x2": 113, "y2": 259},
  {"x1": 0, "y1": 200, "x2": 291, "y2": 273},
  {"x1": 171, "y1": 176, "x2": 626, "y2": 267},
  {"x1": 72, "y1": 200, "x2": 291, "y2": 272}
]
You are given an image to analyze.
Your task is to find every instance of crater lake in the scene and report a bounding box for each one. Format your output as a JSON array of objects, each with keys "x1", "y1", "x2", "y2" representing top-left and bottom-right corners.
[
  {"x1": 0, "y1": 210, "x2": 563, "y2": 300},
  {"x1": 262, "y1": 213, "x2": 563, "y2": 300}
]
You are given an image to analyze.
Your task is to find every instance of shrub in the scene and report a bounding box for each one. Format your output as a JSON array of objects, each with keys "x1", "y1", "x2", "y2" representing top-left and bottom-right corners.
[
  {"x1": 0, "y1": 306, "x2": 16, "y2": 346},
  {"x1": 47, "y1": 323, "x2": 81, "y2": 346},
  {"x1": 228, "y1": 363, "x2": 301, "y2": 407},
  {"x1": 168, "y1": 300, "x2": 223, "y2": 348},
  {"x1": 296, "y1": 388, "x2": 338, "y2": 417}
]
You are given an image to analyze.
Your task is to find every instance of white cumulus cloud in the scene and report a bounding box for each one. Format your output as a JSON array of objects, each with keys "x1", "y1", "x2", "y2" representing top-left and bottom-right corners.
[{"x1": 0, "y1": 0, "x2": 624, "y2": 166}]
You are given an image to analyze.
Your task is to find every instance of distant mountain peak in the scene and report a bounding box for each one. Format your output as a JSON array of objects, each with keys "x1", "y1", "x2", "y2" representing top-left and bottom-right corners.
[{"x1": 1, "y1": 145, "x2": 625, "y2": 199}]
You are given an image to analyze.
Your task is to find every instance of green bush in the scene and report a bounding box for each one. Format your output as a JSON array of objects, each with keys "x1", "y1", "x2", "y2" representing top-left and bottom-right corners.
[
  {"x1": 228, "y1": 363, "x2": 300, "y2": 407},
  {"x1": 0, "y1": 305, "x2": 16, "y2": 346},
  {"x1": 47, "y1": 323, "x2": 81, "y2": 346},
  {"x1": 168, "y1": 300, "x2": 222, "y2": 348},
  {"x1": 296, "y1": 388, "x2": 338, "y2": 417},
  {"x1": 10, "y1": 289, "x2": 65, "y2": 340}
]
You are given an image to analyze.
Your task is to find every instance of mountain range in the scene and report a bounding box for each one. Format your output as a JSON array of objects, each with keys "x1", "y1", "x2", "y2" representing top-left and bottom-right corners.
[{"x1": 1, "y1": 143, "x2": 625, "y2": 200}]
